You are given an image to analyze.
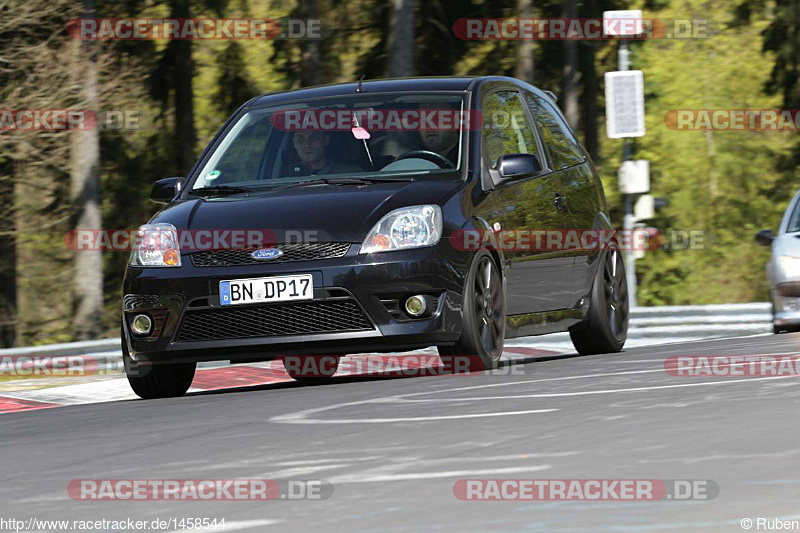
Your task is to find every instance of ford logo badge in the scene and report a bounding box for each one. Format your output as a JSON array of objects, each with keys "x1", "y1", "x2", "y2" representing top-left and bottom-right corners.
[{"x1": 251, "y1": 248, "x2": 283, "y2": 260}]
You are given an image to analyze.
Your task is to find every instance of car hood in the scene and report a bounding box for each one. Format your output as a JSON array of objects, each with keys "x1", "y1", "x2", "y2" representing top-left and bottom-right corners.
[{"x1": 150, "y1": 180, "x2": 462, "y2": 244}]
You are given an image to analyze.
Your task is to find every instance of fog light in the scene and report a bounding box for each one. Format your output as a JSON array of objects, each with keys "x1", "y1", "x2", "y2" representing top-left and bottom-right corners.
[
  {"x1": 404, "y1": 295, "x2": 427, "y2": 317},
  {"x1": 131, "y1": 314, "x2": 153, "y2": 336}
]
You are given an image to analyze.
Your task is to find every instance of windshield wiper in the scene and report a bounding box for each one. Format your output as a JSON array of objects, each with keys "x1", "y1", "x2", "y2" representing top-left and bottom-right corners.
[
  {"x1": 189, "y1": 185, "x2": 254, "y2": 197},
  {"x1": 274, "y1": 176, "x2": 415, "y2": 190}
]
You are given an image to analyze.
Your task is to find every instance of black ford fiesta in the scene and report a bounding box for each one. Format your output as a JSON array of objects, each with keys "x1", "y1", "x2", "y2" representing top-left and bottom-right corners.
[{"x1": 122, "y1": 76, "x2": 629, "y2": 399}]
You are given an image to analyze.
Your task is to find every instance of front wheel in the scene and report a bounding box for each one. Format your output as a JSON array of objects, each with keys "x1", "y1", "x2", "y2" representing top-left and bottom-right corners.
[
  {"x1": 772, "y1": 303, "x2": 790, "y2": 334},
  {"x1": 772, "y1": 302, "x2": 781, "y2": 334},
  {"x1": 123, "y1": 341, "x2": 196, "y2": 399},
  {"x1": 569, "y1": 249, "x2": 629, "y2": 355},
  {"x1": 438, "y1": 252, "x2": 505, "y2": 370}
]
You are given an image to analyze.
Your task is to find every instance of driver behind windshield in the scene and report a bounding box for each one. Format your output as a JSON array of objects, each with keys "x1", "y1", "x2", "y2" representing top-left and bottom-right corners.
[
  {"x1": 417, "y1": 101, "x2": 460, "y2": 166},
  {"x1": 289, "y1": 131, "x2": 362, "y2": 176},
  {"x1": 419, "y1": 128, "x2": 459, "y2": 166}
]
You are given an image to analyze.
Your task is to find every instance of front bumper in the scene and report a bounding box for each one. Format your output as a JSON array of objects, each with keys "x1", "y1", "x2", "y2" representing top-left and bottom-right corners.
[{"x1": 122, "y1": 245, "x2": 466, "y2": 364}]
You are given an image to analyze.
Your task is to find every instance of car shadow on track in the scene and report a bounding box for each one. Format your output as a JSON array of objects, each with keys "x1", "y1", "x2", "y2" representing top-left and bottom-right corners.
[{"x1": 181, "y1": 351, "x2": 584, "y2": 398}]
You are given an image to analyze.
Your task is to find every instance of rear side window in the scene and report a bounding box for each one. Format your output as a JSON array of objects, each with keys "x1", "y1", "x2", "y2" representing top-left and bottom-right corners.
[
  {"x1": 525, "y1": 93, "x2": 586, "y2": 170},
  {"x1": 481, "y1": 91, "x2": 539, "y2": 165}
]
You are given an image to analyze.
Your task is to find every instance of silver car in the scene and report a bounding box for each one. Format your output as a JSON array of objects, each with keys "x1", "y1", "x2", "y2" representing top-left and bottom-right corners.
[{"x1": 757, "y1": 189, "x2": 800, "y2": 333}]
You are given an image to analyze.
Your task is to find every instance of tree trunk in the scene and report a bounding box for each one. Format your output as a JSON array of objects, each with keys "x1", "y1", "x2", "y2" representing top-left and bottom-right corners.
[
  {"x1": 171, "y1": 0, "x2": 197, "y2": 172},
  {"x1": 515, "y1": 0, "x2": 534, "y2": 83},
  {"x1": 705, "y1": 129, "x2": 718, "y2": 200},
  {"x1": 789, "y1": 0, "x2": 798, "y2": 108},
  {"x1": 387, "y1": 0, "x2": 415, "y2": 77},
  {"x1": 561, "y1": 0, "x2": 579, "y2": 128},
  {"x1": 580, "y1": 42, "x2": 599, "y2": 161},
  {"x1": 300, "y1": 0, "x2": 321, "y2": 86},
  {"x1": 70, "y1": 0, "x2": 103, "y2": 340},
  {"x1": 0, "y1": 161, "x2": 16, "y2": 347}
]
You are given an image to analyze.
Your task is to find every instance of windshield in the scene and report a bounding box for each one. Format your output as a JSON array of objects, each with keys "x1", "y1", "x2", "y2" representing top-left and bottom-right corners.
[
  {"x1": 787, "y1": 195, "x2": 800, "y2": 234},
  {"x1": 191, "y1": 93, "x2": 468, "y2": 191}
]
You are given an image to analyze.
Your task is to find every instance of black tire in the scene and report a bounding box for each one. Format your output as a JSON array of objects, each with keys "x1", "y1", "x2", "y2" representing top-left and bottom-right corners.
[
  {"x1": 123, "y1": 335, "x2": 196, "y2": 399},
  {"x1": 569, "y1": 249, "x2": 629, "y2": 355},
  {"x1": 438, "y1": 252, "x2": 505, "y2": 370},
  {"x1": 283, "y1": 355, "x2": 340, "y2": 384},
  {"x1": 772, "y1": 303, "x2": 786, "y2": 334},
  {"x1": 772, "y1": 302, "x2": 781, "y2": 334}
]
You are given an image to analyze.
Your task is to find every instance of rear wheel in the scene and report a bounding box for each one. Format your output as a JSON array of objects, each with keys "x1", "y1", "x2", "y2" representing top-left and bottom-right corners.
[
  {"x1": 123, "y1": 337, "x2": 196, "y2": 399},
  {"x1": 438, "y1": 252, "x2": 505, "y2": 370},
  {"x1": 283, "y1": 355, "x2": 340, "y2": 384},
  {"x1": 569, "y1": 249, "x2": 629, "y2": 355}
]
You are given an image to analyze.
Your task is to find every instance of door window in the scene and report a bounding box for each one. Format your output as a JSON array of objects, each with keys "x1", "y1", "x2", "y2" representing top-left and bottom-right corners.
[
  {"x1": 482, "y1": 91, "x2": 540, "y2": 166},
  {"x1": 525, "y1": 93, "x2": 586, "y2": 170}
]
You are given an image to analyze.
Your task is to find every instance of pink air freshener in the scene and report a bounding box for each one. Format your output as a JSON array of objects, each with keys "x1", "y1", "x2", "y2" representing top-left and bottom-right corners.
[
  {"x1": 351, "y1": 115, "x2": 371, "y2": 139},
  {"x1": 351, "y1": 126, "x2": 370, "y2": 140}
]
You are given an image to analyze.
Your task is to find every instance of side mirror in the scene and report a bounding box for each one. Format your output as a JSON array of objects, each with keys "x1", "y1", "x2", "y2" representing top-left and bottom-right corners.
[
  {"x1": 755, "y1": 229, "x2": 775, "y2": 246},
  {"x1": 150, "y1": 177, "x2": 184, "y2": 204},
  {"x1": 496, "y1": 154, "x2": 543, "y2": 181}
]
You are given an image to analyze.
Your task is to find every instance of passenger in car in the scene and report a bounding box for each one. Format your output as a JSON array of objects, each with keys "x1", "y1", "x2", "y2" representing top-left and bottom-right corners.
[{"x1": 289, "y1": 131, "x2": 363, "y2": 176}]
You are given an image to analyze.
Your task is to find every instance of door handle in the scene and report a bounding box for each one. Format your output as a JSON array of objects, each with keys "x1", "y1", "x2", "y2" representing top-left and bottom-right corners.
[{"x1": 554, "y1": 193, "x2": 567, "y2": 213}]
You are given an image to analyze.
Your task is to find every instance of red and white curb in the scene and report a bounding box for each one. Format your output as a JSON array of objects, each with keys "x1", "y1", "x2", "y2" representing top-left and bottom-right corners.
[{"x1": 0, "y1": 347, "x2": 564, "y2": 414}]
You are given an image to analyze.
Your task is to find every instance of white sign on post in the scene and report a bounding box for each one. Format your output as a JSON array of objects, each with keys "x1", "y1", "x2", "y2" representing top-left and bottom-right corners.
[
  {"x1": 605, "y1": 70, "x2": 646, "y2": 138},
  {"x1": 602, "y1": 10, "x2": 644, "y2": 38},
  {"x1": 618, "y1": 160, "x2": 650, "y2": 194},
  {"x1": 634, "y1": 194, "x2": 655, "y2": 221}
]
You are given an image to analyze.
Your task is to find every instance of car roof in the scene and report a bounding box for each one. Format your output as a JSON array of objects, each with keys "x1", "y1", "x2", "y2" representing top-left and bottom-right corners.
[{"x1": 247, "y1": 76, "x2": 551, "y2": 107}]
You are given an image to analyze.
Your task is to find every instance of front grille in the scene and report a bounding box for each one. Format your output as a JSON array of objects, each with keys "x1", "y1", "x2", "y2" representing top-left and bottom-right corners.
[
  {"x1": 189, "y1": 243, "x2": 350, "y2": 268},
  {"x1": 175, "y1": 299, "x2": 373, "y2": 342}
]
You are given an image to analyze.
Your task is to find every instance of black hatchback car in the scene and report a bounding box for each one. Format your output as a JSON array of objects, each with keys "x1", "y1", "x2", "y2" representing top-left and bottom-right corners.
[{"x1": 122, "y1": 76, "x2": 629, "y2": 398}]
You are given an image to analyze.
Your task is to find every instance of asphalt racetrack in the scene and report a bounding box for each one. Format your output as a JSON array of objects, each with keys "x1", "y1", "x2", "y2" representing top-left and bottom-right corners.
[{"x1": 2, "y1": 332, "x2": 800, "y2": 531}]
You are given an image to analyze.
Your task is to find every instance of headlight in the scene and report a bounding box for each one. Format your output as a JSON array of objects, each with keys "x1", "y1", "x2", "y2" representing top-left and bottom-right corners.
[
  {"x1": 360, "y1": 205, "x2": 443, "y2": 254},
  {"x1": 777, "y1": 256, "x2": 800, "y2": 276},
  {"x1": 130, "y1": 223, "x2": 181, "y2": 267}
]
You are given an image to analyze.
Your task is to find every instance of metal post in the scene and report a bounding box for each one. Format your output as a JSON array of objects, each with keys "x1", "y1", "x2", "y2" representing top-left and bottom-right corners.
[
  {"x1": 618, "y1": 40, "x2": 637, "y2": 308},
  {"x1": 618, "y1": 40, "x2": 630, "y2": 71},
  {"x1": 622, "y1": 194, "x2": 638, "y2": 308}
]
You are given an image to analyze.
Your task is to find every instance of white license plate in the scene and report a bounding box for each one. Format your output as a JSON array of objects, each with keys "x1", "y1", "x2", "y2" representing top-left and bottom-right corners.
[{"x1": 219, "y1": 274, "x2": 313, "y2": 306}]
